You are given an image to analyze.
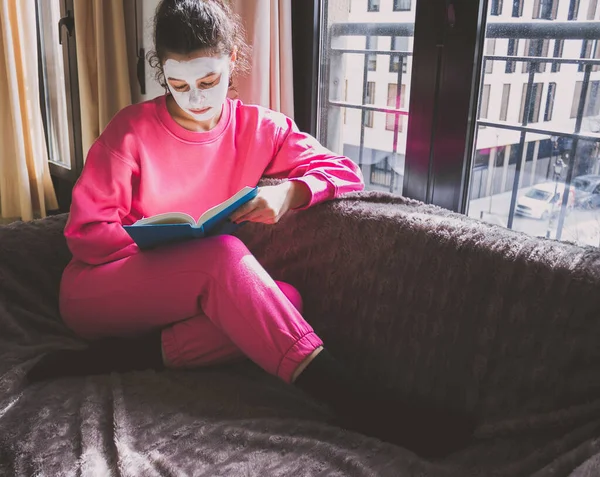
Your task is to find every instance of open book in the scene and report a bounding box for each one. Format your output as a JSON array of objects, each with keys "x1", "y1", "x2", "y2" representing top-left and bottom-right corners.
[{"x1": 123, "y1": 186, "x2": 258, "y2": 249}]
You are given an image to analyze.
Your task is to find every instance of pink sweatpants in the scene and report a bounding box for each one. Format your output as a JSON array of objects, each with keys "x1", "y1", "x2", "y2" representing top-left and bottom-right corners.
[{"x1": 59, "y1": 235, "x2": 323, "y2": 383}]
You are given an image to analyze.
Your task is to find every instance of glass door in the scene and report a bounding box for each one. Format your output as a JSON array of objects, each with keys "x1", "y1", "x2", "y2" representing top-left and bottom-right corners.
[
  {"x1": 36, "y1": 0, "x2": 83, "y2": 210},
  {"x1": 317, "y1": 0, "x2": 417, "y2": 196},
  {"x1": 467, "y1": 0, "x2": 600, "y2": 247}
]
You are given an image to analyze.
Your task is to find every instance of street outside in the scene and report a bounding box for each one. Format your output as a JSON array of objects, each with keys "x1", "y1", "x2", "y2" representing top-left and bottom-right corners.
[{"x1": 468, "y1": 186, "x2": 600, "y2": 247}]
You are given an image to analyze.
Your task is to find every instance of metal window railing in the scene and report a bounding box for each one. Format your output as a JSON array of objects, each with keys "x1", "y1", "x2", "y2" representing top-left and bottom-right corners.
[{"x1": 325, "y1": 20, "x2": 600, "y2": 238}]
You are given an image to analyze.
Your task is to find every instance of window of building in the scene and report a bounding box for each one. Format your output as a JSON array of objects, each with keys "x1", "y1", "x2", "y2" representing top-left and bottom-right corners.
[
  {"x1": 520, "y1": 82, "x2": 543, "y2": 123},
  {"x1": 389, "y1": 36, "x2": 408, "y2": 73},
  {"x1": 533, "y1": 0, "x2": 558, "y2": 19},
  {"x1": 344, "y1": 79, "x2": 348, "y2": 124},
  {"x1": 368, "y1": 0, "x2": 380, "y2": 12},
  {"x1": 367, "y1": 36, "x2": 377, "y2": 71},
  {"x1": 512, "y1": 0, "x2": 524, "y2": 16},
  {"x1": 523, "y1": 39, "x2": 550, "y2": 73},
  {"x1": 544, "y1": 82, "x2": 556, "y2": 121},
  {"x1": 500, "y1": 84, "x2": 511, "y2": 121},
  {"x1": 571, "y1": 80, "x2": 600, "y2": 118},
  {"x1": 364, "y1": 81, "x2": 375, "y2": 127},
  {"x1": 485, "y1": 39, "x2": 496, "y2": 74},
  {"x1": 491, "y1": 0, "x2": 503, "y2": 15},
  {"x1": 506, "y1": 39, "x2": 519, "y2": 73},
  {"x1": 579, "y1": 39, "x2": 594, "y2": 72},
  {"x1": 480, "y1": 84, "x2": 491, "y2": 119},
  {"x1": 588, "y1": 0, "x2": 598, "y2": 19},
  {"x1": 389, "y1": 55, "x2": 408, "y2": 73},
  {"x1": 393, "y1": 0, "x2": 411, "y2": 11},
  {"x1": 568, "y1": 0, "x2": 580, "y2": 19},
  {"x1": 551, "y1": 39, "x2": 564, "y2": 72},
  {"x1": 386, "y1": 83, "x2": 406, "y2": 131}
]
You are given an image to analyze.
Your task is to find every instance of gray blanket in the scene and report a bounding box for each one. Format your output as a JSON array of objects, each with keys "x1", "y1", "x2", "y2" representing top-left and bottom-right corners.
[{"x1": 2, "y1": 191, "x2": 600, "y2": 476}]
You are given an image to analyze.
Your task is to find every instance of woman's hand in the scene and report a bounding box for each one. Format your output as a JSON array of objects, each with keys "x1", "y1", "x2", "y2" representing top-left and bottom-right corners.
[{"x1": 229, "y1": 181, "x2": 311, "y2": 224}]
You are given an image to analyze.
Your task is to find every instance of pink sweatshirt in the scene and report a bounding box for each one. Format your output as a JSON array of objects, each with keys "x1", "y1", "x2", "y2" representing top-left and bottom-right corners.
[{"x1": 65, "y1": 96, "x2": 364, "y2": 265}]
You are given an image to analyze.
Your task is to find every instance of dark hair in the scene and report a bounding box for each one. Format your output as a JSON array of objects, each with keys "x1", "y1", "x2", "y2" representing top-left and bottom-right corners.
[{"x1": 148, "y1": 0, "x2": 250, "y2": 91}]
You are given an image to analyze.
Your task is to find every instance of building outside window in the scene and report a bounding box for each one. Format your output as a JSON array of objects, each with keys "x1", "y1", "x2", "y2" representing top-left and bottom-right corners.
[
  {"x1": 393, "y1": 0, "x2": 411, "y2": 11},
  {"x1": 368, "y1": 0, "x2": 380, "y2": 12}
]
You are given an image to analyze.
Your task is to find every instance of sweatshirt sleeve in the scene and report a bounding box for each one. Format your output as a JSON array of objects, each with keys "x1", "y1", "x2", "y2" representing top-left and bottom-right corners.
[
  {"x1": 264, "y1": 115, "x2": 364, "y2": 208},
  {"x1": 64, "y1": 140, "x2": 139, "y2": 265}
]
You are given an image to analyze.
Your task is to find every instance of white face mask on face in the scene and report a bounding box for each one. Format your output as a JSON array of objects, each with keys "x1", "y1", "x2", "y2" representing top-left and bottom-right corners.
[{"x1": 163, "y1": 55, "x2": 231, "y2": 122}]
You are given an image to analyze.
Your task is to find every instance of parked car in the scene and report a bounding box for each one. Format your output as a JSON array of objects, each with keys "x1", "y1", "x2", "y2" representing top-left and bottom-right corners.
[
  {"x1": 516, "y1": 182, "x2": 575, "y2": 220},
  {"x1": 572, "y1": 174, "x2": 600, "y2": 209}
]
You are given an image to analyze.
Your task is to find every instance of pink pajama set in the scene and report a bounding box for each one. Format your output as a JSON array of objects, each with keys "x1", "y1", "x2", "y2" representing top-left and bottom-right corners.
[{"x1": 60, "y1": 96, "x2": 364, "y2": 384}]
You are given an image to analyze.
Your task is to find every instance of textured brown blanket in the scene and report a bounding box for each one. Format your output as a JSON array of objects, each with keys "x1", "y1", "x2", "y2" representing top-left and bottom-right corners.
[{"x1": 1, "y1": 191, "x2": 600, "y2": 476}]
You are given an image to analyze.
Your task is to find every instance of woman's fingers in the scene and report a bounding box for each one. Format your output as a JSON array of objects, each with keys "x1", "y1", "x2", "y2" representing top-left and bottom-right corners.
[{"x1": 229, "y1": 199, "x2": 259, "y2": 223}]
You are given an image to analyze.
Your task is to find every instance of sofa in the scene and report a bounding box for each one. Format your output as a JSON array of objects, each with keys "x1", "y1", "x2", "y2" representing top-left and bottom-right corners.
[{"x1": 1, "y1": 190, "x2": 600, "y2": 476}]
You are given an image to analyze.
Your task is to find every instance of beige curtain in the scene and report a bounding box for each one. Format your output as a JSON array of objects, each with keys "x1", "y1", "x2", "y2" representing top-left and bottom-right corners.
[
  {"x1": 0, "y1": 0, "x2": 58, "y2": 221},
  {"x1": 230, "y1": 0, "x2": 295, "y2": 118},
  {"x1": 74, "y1": 0, "x2": 132, "y2": 157}
]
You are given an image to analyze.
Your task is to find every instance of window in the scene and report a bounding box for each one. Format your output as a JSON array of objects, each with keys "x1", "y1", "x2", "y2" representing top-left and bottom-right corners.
[
  {"x1": 533, "y1": 0, "x2": 558, "y2": 19},
  {"x1": 37, "y1": 0, "x2": 73, "y2": 170},
  {"x1": 588, "y1": 0, "x2": 598, "y2": 19},
  {"x1": 393, "y1": 0, "x2": 411, "y2": 11},
  {"x1": 364, "y1": 81, "x2": 375, "y2": 127},
  {"x1": 523, "y1": 39, "x2": 549, "y2": 73},
  {"x1": 480, "y1": 85, "x2": 491, "y2": 119},
  {"x1": 491, "y1": 0, "x2": 503, "y2": 15},
  {"x1": 344, "y1": 79, "x2": 348, "y2": 124},
  {"x1": 485, "y1": 39, "x2": 496, "y2": 74},
  {"x1": 512, "y1": 0, "x2": 524, "y2": 16},
  {"x1": 506, "y1": 39, "x2": 519, "y2": 73},
  {"x1": 390, "y1": 55, "x2": 408, "y2": 73},
  {"x1": 386, "y1": 84, "x2": 406, "y2": 131},
  {"x1": 367, "y1": 36, "x2": 377, "y2": 71},
  {"x1": 544, "y1": 82, "x2": 556, "y2": 121},
  {"x1": 520, "y1": 82, "x2": 543, "y2": 123},
  {"x1": 390, "y1": 36, "x2": 408, "y2": 73},
  {"x1": 500, "y1": 84, "x2": 511, "y2": 121},
  {"x1": 579, "y1": 39, "x2": 594, "y2": 72},
  {"x1": 551, "y1": 39, "x2": 564, "y2": 72},
  {"x1": 368, "y1": 0, "x2": 380, "y2": 12},
  {"x1": 571, "y1": 80, "x2": 600, "y2": 118},
  {"x1": 568, "y1": 0, "x2": 580, "y2": 19}
]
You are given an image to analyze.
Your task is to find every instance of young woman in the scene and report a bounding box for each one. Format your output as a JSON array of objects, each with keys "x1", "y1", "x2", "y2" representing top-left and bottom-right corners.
[{"x1": 28, "y1": 0, "x2": 474, "y2": 457}]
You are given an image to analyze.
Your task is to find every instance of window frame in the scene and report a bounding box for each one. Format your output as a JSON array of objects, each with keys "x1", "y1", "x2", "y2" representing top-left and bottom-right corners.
[{"x1": 35, "y1": 0, "x2": 83, "y2": 211}]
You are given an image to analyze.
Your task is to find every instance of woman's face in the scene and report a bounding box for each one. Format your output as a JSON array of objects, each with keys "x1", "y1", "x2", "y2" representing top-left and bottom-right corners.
[{"x1": 163, "y1": 50, "x2": 235, "y2": 122}]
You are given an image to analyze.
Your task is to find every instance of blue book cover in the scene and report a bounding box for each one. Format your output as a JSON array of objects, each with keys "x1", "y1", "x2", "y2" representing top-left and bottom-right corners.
[{"x1": 123, "y1": 186, "x2": 258, "y2": 249}]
